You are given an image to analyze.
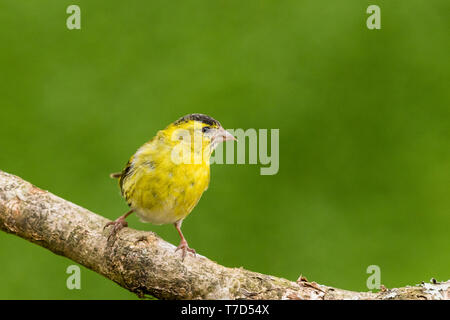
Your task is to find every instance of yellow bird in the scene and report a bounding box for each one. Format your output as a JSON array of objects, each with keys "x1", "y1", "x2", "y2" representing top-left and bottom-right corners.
[{"x1": 105, "y1": 114, "x2": 236, "y2": 259}]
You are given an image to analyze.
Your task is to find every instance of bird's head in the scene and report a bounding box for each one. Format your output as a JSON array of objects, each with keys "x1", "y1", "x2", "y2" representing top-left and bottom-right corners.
[{"x1": 164, "y1": 114, "x2": 236, "y2": 161}]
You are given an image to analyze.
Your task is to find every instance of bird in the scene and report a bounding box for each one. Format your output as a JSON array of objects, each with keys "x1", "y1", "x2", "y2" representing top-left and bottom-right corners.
[{"x1": 105, "y1": 113, "x2": 236, "y2": 259}]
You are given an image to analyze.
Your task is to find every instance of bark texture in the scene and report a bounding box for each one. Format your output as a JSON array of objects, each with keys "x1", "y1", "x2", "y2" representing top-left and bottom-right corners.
[{"x1": 0, "y1": 170, "x2": 448, "y2": 300}]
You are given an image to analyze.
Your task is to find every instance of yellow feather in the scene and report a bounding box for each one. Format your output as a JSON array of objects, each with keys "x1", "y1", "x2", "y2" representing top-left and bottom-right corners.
[{"x1": 120, "y1": 120, "x2": 213, "y2": 225}]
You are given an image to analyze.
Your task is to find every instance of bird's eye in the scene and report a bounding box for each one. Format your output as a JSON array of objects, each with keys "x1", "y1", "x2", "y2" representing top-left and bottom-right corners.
[{"x1": 202, "y1": 126, "x2": 210, "y2": 133}]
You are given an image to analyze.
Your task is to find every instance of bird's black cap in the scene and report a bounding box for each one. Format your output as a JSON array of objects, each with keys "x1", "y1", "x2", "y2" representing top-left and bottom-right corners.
[{"x1": 175, "y1": 113, "x2": 221, "y2": 127}]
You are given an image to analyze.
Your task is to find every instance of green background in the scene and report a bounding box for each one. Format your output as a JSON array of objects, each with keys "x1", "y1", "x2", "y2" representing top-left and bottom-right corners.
[{"x1": 0, "y1": 1, "x2": 449, "y2": 299}]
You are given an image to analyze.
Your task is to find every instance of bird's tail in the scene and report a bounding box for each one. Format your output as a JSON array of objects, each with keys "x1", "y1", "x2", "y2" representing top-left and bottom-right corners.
[{"x1": 110, "y1": 172, "x2": 122, "y2": 179}]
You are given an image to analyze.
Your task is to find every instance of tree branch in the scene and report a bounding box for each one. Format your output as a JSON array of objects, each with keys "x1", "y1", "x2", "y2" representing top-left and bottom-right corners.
[{"x1": 0, "y1": 170, "x2": 448, "y2": 300}]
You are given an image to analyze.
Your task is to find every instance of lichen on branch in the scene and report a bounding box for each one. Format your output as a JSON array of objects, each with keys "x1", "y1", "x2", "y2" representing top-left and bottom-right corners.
[{"x1": 0, "y1": 170, "x2": 448, "y2": 300}]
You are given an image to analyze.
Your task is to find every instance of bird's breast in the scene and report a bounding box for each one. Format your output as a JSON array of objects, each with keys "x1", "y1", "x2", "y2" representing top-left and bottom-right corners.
[{"x1": 122, "y1": 152, "x2": 210, "y2": 224}]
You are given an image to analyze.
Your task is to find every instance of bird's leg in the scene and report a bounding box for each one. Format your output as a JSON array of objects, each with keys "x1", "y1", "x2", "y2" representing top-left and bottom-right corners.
[
  {"x1": 174, "y1": 220, "x2": 196, "y2": 260},
  {"x1": 104, "y1": 209, "x2": 134, "y2": 241}
]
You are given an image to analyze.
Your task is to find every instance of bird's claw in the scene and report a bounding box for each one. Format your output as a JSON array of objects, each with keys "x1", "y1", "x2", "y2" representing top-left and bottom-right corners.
[
  {"x1": 104, "y1": 218, "x2": 128, "y2": 242},
  {"x1": 175, "y1": 241, "x2": 196, "y2": 260}
]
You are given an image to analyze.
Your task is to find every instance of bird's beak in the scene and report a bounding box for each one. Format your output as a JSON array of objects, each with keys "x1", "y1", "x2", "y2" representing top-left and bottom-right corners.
[{"x1": 216, "y1": 127, "x2": 237, "y2": 142}]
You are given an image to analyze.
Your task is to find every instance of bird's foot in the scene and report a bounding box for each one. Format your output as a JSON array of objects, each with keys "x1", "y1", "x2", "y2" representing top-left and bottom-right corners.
[
  {"x1": 175, "y1": 240, "x2": 196, "y2": 260},
  {"x1": 104, "y1": 217, "x2": 128, "y2": 242}
]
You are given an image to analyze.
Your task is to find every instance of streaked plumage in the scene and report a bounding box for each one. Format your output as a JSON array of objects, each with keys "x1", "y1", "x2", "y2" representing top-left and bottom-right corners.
[{"x1": 105, "y1": 114, "x2": 235, "y2": 259}]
